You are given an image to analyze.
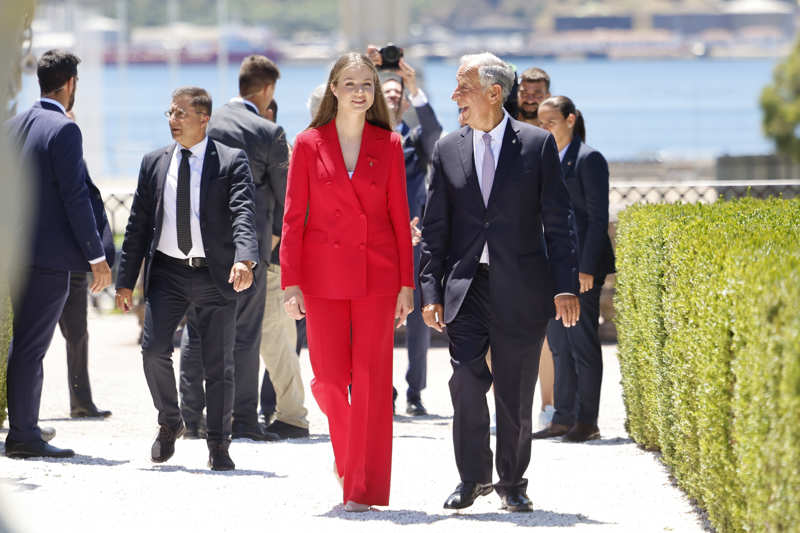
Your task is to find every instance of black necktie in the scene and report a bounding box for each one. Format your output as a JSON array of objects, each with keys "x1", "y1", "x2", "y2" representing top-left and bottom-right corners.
[{"x1": 176, "y1": 148, "x2": 193, "y2": 255}]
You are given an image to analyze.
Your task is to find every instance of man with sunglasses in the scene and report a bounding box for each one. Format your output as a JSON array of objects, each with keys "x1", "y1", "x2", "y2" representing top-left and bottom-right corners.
[{"x1": 115, "y1": 87, "x2": 258, "y2": 471}]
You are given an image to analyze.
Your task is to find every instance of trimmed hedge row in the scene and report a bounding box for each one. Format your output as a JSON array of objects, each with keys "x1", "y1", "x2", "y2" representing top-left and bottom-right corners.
[
  {"x1": 1, "y1": 299, "x2": 9, "y2": 427},
  {"x1": 615, "y1": 198, "x2": 800, "y2": 532}
]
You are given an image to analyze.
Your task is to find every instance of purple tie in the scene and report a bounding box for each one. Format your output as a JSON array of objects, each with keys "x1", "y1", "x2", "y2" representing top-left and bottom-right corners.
[{"x1": 481, "y1": 133, "x2": 494, "y2": 206}]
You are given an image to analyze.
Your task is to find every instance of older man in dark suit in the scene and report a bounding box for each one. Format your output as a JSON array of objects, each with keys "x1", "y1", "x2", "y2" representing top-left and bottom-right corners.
[
  {"x1": 4, "y1": 50, "x2": 114, "y2": 458},
  {"x1": 178, "y1": 55, "x2": 293, "y2": 441},
  {"x1": 419, "y1": 52, "x2": 579, "y2": 512},
  {"x1": 115, "y1": 87, "x2": 258, "y2": 471}
]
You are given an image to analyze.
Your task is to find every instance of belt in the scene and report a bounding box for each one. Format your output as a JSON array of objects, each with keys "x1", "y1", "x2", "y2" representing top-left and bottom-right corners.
[{"x1": 155, "y1": 251, "x2": 208, "y2": 269}]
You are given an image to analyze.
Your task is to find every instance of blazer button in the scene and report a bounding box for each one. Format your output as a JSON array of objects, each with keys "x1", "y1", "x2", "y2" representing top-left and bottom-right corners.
[
  {"x1": 326, "y1": 180, "x2": 333, "y2": 186},
  {"x1": 360, "y1": 214, "x2": 366, "y2": 220},
  {"x1": 333, "y1": 241, "x2": 340, "y2": 249},
  {"x1": 335, "y1": 210, "x2": 342, "y2": 218},
  {"x1": 484, "y1": 221, "x2": 490, "y2": 228},
  {"x1": 370, "y1": 182, "x2": 376, "y2": 188},
  {"x1": 359, "y1": 243, "x2": 365, "y2": 250}
]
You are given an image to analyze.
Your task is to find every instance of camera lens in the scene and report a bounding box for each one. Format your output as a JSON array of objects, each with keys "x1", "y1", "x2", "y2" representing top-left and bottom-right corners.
[{"x1": 379, "y1": 43, "x2": 403, "y2": 69}]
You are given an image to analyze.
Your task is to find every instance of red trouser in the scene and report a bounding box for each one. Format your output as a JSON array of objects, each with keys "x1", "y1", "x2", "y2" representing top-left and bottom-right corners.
[{"x1": 304, "y1": 293, "x2": 396, "y2": 506}]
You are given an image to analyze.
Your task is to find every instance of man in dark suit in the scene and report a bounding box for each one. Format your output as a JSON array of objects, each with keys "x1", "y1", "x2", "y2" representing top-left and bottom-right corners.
[
  {"x1": 4, "y1": 50, "x2": 114, "y2": 458},
  {"x1": 115, "y1": 87, "x2": 258, "y2": 471},
  {"x1": 373, "y1": 53, "x2": 443, "y2": 416},
  {"x1": 178, "y1": 56, "x2": 288, "y2": 441},
  {"x1": 419, "y1": 52, "x2": 580, "y2": 512},
  {"x1": 58, "y1": 270, "x2": 112, "y2": 419}
]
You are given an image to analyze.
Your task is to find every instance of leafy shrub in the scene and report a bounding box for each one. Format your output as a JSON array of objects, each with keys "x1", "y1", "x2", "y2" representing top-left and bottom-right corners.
[{"x1": 615, "y1": 198, "x2": 800, "y2": 532}]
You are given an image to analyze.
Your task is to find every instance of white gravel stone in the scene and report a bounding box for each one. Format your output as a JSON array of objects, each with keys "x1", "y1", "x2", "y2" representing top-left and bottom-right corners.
[{"x1": 0, "y1": 312, "x2": 708, "y2": 532}]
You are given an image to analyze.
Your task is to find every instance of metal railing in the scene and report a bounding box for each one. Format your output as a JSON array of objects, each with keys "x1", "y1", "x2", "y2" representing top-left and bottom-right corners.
[{"x1": 103, "y1": 180, "x2": 800, "y2": 233}]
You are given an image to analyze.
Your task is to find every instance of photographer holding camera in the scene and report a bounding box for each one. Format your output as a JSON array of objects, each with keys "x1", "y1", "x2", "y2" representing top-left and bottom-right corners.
[{"x1": 367, "y1": 44, "x2": 443, "y2": 416}]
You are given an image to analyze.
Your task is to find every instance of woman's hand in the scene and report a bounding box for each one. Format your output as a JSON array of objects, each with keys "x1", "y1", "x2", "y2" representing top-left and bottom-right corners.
[
  {"x1": 394, "y1": 286, "x2": 414, "y2": 329},
  {"x1": 284, "y1": 285, "x2": 306, "y2": 319}
]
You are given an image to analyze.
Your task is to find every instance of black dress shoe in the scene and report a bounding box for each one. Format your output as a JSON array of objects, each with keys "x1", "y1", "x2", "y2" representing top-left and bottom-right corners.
[
  {"x1": 443, "y1": 482, "x2": 493, "y2": 509},
  {"x1": 40, "y1": 426, "x2": 56, "y2": 443},
  {"x1": 70, "y1": 405, "x2": 112, "y2": 419},
  {"x1": 183, "y1": 419, "x2": 207, "y2": 440},
  {"x1": 563, "y1": 422, "x2": 600, "y2": 443},
  {"x1": 5, "y1": 438, "x2": 75, "y2": 459},
  {"x1": 266, "y1": 420, "x2": 310, "y2": 439},
  {"x1": 207, "y1": 440, "x2": 235, "y2": 471},
  {"x1": 532, "y1": 422, "x2": 571, "y2": 439},
  {"x1": 406, "y1": 398, "x2": 428, "y2": 416},
  {"x1": 500, "y1": 490, "x2": 533, "y2": 512},
  {"x1": 151, "y1": 420, "x2": 185, "y2": 463},
  {"x1": 231, "y1": 424, "x2": 280, "y2": 441}
]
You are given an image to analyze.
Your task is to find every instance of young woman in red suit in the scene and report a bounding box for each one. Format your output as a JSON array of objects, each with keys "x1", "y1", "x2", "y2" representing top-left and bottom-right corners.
[{"x1": 281, "y1": 53, "x2": 414, "y2": 512}]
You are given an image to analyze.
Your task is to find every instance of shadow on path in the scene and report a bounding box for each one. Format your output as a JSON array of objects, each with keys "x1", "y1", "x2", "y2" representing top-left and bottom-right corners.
[
  {"x1": 0, "y1": 445, "x2": 130, "y2": 467},
  {"x1": 141, "y1": 464, "x2": 285, "y2": 477},
  {"x1": 319, "y1": 505, "x2": 608, "y2": 527},
  {"x1": 393, "y1": 414, "x2": 452, "y2": 424},
  {"x1": 1, "y1": 476, "x2": 40, "y2": 492}
]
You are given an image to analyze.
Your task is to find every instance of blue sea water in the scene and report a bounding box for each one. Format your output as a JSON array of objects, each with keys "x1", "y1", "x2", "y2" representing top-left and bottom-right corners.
[{"x1": 19, "y1": 56, "x2": 780, "y2": 179}]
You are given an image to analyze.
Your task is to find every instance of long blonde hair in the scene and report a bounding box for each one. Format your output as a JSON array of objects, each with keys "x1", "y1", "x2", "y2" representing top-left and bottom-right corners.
[{"x1": 308, "y1": 52, "x2": 392, "y2": 132}]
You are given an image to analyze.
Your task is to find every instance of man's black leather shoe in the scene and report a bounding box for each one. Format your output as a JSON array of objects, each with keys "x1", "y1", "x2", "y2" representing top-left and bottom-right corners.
[
  {"x1": 207, "y1": 440, "x2": 235, "y2": 471},
  {"x1": 500, "y1": 490, "x2": 533, "y2": 512},
  {"x1": 532, "y1": 422, "x2": 571, "y2": 440},
  {"x1": 183, "y1": 419, "x2": 207, "y2": 440},
  {"x1": 231, "y1": 424, "x2": 280, "y2": 441},
  {"x1": 406, "y1": 398, "x2": 428, "y2": 416},
  {"x1": 443, "y1": 482, "x2": 493, "y2": 509},
  {"x1": 40, "y1": 426, "x2": 56, "y2": 443},
  {"x1": 151, "y1": 420, "x2": 185, "y2": 463},
  {"x1": 266, "y1": 420, "x2": 309, "y2": 439},
  {"x1": 563, "y1": 422, "x2": 600, "y2": 443},
  {"x1": 5, "y1": 438, "x2": 75, "y2": 459},
  {"x1": 70, "y1": 405, "x2": 112, "y2": 419}
]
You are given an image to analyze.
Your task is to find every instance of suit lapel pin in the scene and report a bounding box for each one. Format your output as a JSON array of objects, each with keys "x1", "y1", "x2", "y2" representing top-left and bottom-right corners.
[
  {"x1": 512, "y1": 139, "x2": 516, "y2": 144},
  {"x1": 567, "y1": 161, "x2": 573, "y2": 166},
  {"x1": 369, "y1": 160, "x2": 373, "y2": 167}
]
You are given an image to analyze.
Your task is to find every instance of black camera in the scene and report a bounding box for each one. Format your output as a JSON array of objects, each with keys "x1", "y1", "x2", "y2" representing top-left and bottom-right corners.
[{"x1": 379, "y1": 43, "x2": 404, "y2": 70}]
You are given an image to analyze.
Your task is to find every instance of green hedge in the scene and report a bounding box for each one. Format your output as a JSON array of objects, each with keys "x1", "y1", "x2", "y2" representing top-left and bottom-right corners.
[
  {"x1": 615, "y1": 198, "x2": 800, "y2": 532},
  {"x1": 0, "y1": 298, "x2": 9, "y2": 428}
]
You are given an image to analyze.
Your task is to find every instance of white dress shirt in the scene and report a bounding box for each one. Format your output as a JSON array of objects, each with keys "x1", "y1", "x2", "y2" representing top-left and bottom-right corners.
[
  {"x1": 408, "y1": 88, "x2": 429, "y2": 108},
  {"x1": 157, "y1": 137, "x2": 208, "y2": 259},
  {"x1": 472, "y1": 110, "x2": 510, "y2": 264},
  {"x1": 230, "y1": 96, "x2": 259, "y2": 114},
  {"x1": 559, "y1": 144, "x2": 568, "y2": 162},
  {"x1": 40, "y1": 98, "x2": 106, "y2": 265}
]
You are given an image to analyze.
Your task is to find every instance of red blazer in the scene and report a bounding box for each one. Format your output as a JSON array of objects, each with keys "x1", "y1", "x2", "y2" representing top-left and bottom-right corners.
[{"x1": 281, "y1": 120, "x2": 414, "y2": 298}]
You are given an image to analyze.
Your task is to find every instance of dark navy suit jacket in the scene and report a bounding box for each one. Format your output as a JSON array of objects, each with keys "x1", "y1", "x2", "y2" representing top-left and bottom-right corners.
[
  {"x1": 398, "y1": 102, "x2": 442, "y2": 221},
  {"x1": 116, "y1": 139, "x2": 258, "y2": 300},
  {"x1": 5, "y1": 101, "x2": 115, "y2": 271},
  {"x1": 419, "y1": 117, "x2": 579, "y2": 332},
  {"x1": 560, "y1": 136, "x2": 615, "y2": 277}
]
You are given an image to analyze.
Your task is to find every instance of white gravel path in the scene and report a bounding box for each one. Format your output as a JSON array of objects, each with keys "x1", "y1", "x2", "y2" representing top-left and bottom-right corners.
[{"x1": 1, "y1": 312, "x2": 708, "y2": 532}]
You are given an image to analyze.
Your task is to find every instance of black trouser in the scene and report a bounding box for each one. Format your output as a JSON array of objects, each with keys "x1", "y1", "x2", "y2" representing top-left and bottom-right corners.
[
  {"x1": 548, "y1": 275, "x2": 605, "y2": 427},
  {"x1": 142, "y1": 254, "x2": 236, "y2": 441},
  {"x1": 57, "y1": 270, "x2": 96, "y2": 412},
  {"x1": 179, "y1": 263, "x2": 267, "y2": 429},
  {"x1": 445, "y1": 266, "x2": 546, "y2": 497},
  {"x1": 6, "y1": 266, "x2": 70, "y2": 443},
  {"x1": 404, "y1": 244, "x2": 430, "y2": 401}
]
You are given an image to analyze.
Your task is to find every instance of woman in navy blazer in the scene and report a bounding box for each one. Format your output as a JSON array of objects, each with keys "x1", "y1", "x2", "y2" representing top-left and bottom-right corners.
[
  {"x1": 281, "y1": 53, "x2": 414, "y2": 511},
  {"x1": 534, "y1": 96, "x2": 615, "y2": 443}
]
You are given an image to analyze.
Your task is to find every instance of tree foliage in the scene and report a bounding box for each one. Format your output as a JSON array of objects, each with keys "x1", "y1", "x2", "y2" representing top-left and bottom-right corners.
[{"x1": 761, "y1": 35, "x2": 800, "y2": 160}]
